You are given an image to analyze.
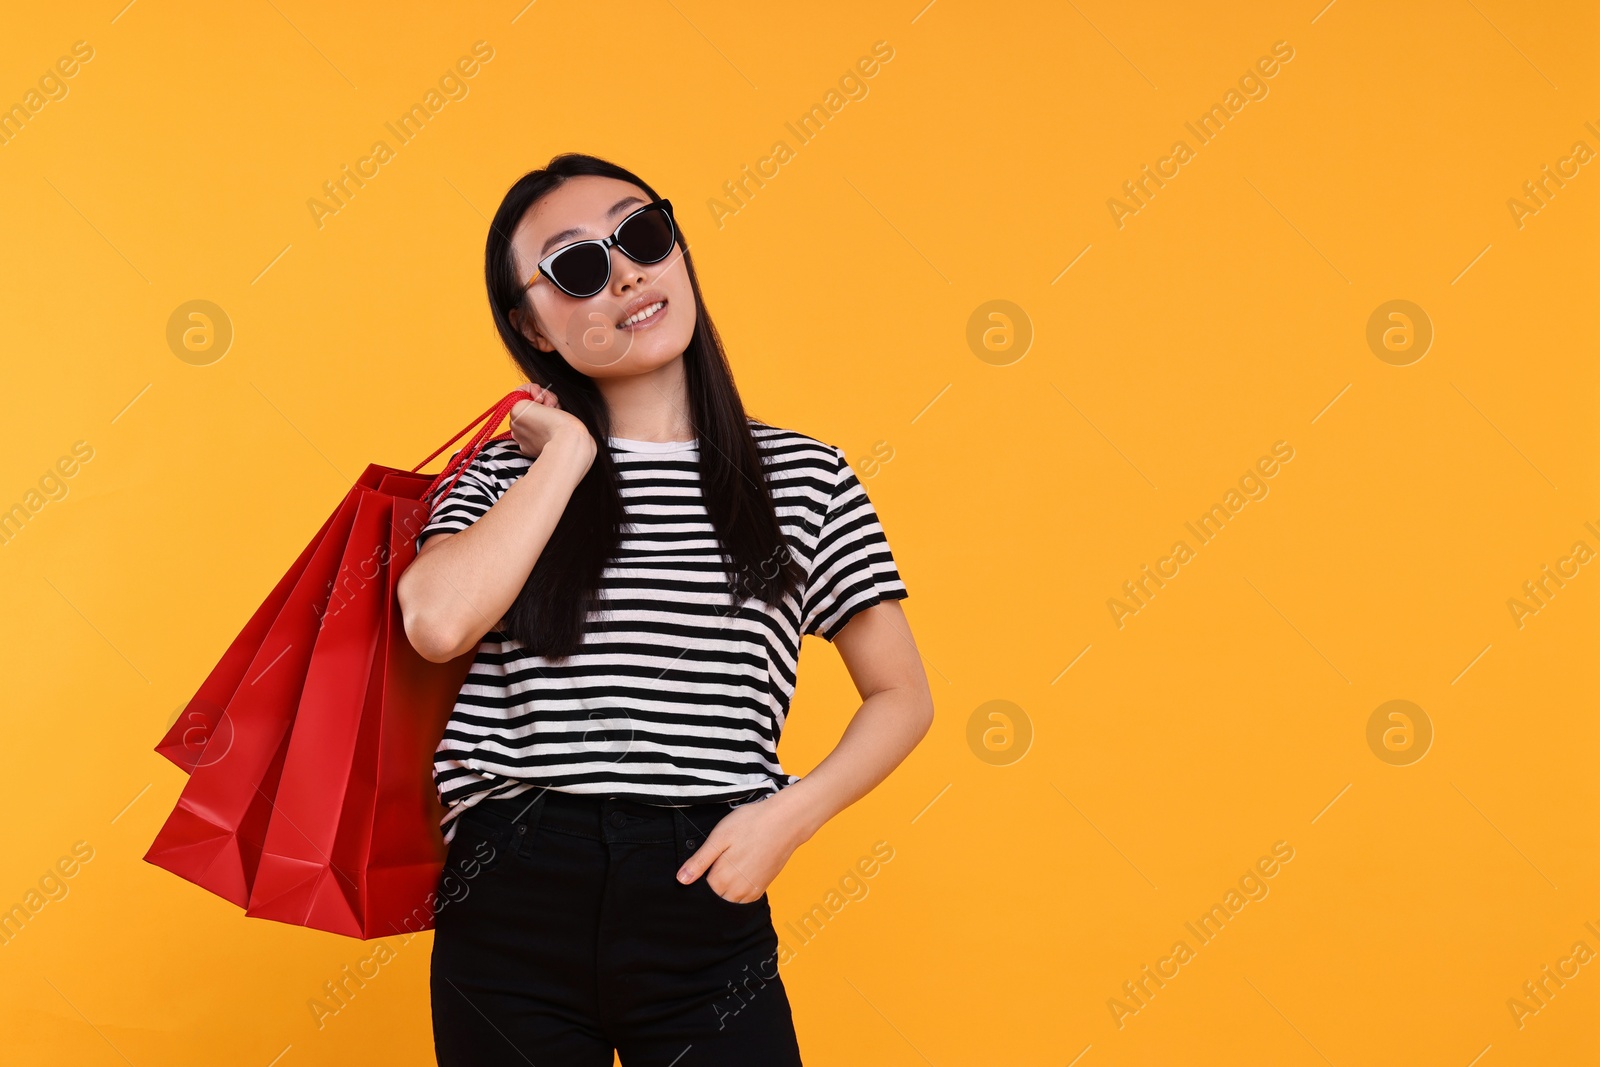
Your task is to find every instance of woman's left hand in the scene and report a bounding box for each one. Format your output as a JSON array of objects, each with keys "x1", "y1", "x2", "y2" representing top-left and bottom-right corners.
[{"x1": 675, "y1": 793, "x2": 813, "y2": 903}]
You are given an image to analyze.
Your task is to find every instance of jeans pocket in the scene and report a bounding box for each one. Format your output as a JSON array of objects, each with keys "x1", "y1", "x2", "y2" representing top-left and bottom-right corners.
[
  {"x1": 696, "y1": 875, "x2": 767, "y2": 909},
  {"x1": 445, "y1": 813, "x2": 514, "y2": 879}
]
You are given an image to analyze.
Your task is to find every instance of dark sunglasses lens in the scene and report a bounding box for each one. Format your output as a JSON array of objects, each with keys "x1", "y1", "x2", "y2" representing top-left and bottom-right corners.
[
  {"x1": 549, "y1": 242, "x2": 609, "y2": 297},
  {"x1": 617, "y1": 206, "x2": 674, "y2": 264}
]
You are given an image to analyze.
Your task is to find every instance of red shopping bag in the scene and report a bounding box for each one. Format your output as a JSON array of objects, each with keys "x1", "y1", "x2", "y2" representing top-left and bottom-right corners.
[
  {"x1": 143, "y1": 492, "x2": 369, "y2": 907},
  {"x1": 152, "y1": 503, "x2": 343, "y2": 774},
  {"x1": 145, "y1": 389, "x2": 531, "y2": 937}
]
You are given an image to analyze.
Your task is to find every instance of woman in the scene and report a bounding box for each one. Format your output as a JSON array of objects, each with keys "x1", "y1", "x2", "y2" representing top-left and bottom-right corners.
[{"x1": 397, "y1": 152, "x2": 934, "y2": 1066}]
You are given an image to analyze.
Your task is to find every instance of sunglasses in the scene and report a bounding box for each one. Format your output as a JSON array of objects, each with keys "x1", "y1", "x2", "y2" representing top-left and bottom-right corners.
[{"x1": 516, "y1": 199, "x2": 678, "y2": 301}]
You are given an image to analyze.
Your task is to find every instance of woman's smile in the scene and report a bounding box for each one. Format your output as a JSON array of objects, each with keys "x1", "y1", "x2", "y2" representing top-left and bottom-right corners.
[{"x1": 616, "y1": 296, "x2": 667, "y2": 331}]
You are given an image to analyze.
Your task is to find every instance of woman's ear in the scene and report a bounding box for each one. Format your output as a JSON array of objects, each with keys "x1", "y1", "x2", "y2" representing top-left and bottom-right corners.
[{"x1": 510, "y1": 305, "x2": 554, "y2": 353}]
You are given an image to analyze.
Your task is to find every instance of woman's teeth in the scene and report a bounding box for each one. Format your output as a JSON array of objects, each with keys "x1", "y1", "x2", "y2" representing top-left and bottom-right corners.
[{"x1": 619, "y1": 301, "x2": 665, "y2": 328}]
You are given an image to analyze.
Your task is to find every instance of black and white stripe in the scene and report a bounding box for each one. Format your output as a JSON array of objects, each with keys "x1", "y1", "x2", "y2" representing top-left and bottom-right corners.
[{"x1": 414, "y1": 420, "x2": 908, "y2": 843}]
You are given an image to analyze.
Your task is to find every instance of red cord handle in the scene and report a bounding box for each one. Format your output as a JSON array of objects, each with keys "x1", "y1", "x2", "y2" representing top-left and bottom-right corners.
[{"x1": 414, "y1": 386, "x2": 536, "y2": 506}]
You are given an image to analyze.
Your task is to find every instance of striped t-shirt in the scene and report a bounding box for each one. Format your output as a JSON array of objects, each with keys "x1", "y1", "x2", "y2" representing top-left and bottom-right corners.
[{"x1": 414, "y1": 419, "x2": 908, "y2": 843}]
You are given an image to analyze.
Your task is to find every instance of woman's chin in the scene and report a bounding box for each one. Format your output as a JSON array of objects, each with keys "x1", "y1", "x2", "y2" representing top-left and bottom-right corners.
[
  {"x1": 620, "y1": 324, "x2": 697, "y2": 372},
  {"x1": 571, "y1": 337, "x2": 686, "y2": 380}
]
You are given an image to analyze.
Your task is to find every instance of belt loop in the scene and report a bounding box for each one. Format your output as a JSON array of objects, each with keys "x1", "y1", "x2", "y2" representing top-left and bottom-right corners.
[{"x1": 510, "y1": 789, "x2": 549, "y2": 859}]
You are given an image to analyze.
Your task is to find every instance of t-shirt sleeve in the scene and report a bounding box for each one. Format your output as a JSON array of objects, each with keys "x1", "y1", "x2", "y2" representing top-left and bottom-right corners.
[
  {"x1": 800, "y1": 446, "x2": 909, "y2": 642},
  {"x1": 413, "y1": 444, "x2": 510, "y2": 554}
]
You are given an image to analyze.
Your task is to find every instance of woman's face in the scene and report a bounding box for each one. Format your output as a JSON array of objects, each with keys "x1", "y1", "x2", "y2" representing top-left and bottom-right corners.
[{"x1": 508, "y1": 175, "x2": 697, "y2": 380}]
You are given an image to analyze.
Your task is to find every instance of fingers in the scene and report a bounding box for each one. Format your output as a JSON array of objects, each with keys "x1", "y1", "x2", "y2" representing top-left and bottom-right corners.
[
  {"x1": 703, "y1": 862, "x2": 761, "y2": 903},
  {"x1": 511, "y1": 385, "x2": 550, "y2": 417},
  {"x1": 521, "y1": 382, "x2": 559, "y2": 407},
  {"x1": 676, "y1": 844, "x2": 761, "y2": 902},
  {"x1": 676, "y1": 842, "x2": 714, "y2": 884}
]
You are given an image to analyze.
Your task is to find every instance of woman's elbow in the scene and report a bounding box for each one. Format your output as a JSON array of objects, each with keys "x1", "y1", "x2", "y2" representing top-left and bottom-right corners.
[
  {"x1": 401, "y1": 609, "x2": 458, "y2": 664},
  {"x1": 908, "y1": 682, "x2": 935, "y2": 742},
  {"x1": 917, "y1": 692, "x2": 935, "y2": 741},
  {"x1": 408, "y1": 618, "x2": 463, "y2": 664}
]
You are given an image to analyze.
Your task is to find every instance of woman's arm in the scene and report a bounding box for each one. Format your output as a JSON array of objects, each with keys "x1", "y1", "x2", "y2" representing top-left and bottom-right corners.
[
  {"x1": 769, "y1": 598, "x2": 934, "y2": 839},
  {"x1": 676, "y1": 598, "x2": 934, "y2": 901},
  {"x1": 397, "y1": 390, "x2": 596, "y2": 664}
]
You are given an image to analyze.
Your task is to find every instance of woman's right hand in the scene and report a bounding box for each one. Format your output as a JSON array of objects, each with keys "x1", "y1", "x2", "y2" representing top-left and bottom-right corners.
[
  {"x1": 400, "y1": 381, "x2": 596, "y2": 663},
  {"x1": 507, "y1": 382, "x2": 596, "y2": 469}
]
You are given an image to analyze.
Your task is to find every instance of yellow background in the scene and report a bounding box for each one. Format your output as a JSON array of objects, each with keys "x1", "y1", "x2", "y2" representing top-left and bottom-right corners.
[{"x1": 1, "y1": 1, "x2": 1595, "y2": 1063}]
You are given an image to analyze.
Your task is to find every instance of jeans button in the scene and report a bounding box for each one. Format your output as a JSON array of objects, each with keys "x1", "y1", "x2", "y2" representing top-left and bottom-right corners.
[{"x1": 609, "y1": 811, "x2": 627, "y2": 828}]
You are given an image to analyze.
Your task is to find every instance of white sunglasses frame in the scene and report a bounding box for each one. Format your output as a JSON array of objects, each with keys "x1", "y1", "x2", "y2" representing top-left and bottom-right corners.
[{"x1": 517, "y1": 199, "x2": 678, "y2": 301}]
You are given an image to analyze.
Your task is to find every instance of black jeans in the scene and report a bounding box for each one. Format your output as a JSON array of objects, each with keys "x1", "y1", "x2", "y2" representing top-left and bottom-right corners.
[{"x1": 429, "y1": 787, "x2": 804, "y2": 1066}]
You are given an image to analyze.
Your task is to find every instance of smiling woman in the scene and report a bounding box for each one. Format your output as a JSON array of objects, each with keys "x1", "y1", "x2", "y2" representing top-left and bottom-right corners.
[{"x1": 395, "y1": 152, "x2": 933, "y2": 1066}]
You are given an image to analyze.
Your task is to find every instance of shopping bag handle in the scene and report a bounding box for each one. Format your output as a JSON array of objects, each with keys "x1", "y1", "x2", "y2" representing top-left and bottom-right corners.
[{"x1": 414, "y1": 386, "x2": 537, "y2": 505}]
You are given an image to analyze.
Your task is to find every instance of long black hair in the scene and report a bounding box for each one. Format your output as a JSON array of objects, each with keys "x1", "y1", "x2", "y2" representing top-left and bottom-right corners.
[{"x1": 483, "y1": 152, "x2": 805, "y2": 659}]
